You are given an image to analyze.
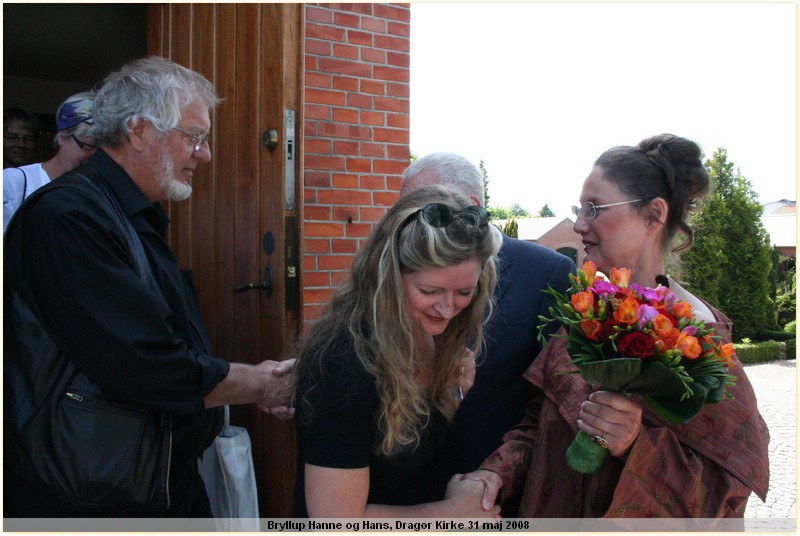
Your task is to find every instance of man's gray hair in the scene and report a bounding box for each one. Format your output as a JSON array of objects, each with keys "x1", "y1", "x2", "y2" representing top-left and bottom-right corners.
[
  {"x1": 93, "y1": 56, "x2": 221, "y2": 147},
  {"x1": 402, "y1": 152, "x2": 484, "y2": 205}
]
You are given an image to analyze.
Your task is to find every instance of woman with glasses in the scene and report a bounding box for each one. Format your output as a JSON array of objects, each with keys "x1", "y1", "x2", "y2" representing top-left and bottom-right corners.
[
  {"x1": 292, "y1": 185, "x2": 503, "y2": 518},
  {"x1": 3, "y1": 91, "x2": 97, "y2": 232},
  {"x1": 465, "y1": 134, "x2": 769, "y2": 519}
]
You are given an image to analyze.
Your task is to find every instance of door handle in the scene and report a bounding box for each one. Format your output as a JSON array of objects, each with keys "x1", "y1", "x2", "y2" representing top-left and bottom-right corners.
[{"x1": 234, "y1": 265, "x2": 273, "y2": 297}]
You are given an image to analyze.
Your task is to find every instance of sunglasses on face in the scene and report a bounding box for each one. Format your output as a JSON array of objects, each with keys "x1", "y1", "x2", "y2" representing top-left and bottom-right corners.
[
  {"x1": 71, "y1": 135, "x2": 97, "y2": 150},
  {"x1": 417, "y1": 203, "x2": 490, "y2": 227}
]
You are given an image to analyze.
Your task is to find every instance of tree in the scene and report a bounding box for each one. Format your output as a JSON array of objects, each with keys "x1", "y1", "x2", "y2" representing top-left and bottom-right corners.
[
  {"x1": 510, "y1": 203, "x2": 530, "y2": 218},
  {"x1": 409, "y1": 150, "x2": 418, "y2": 164},
  {"x1": 680, "y1": 148, "x2": 775, "y2": 341},
  {"x1": 538, "y1": 204, "x2": 556, "y2": 217},
  {"x1": 502, "y1": 218, "x2": 518, "y2": 238},
  {"x1": 479, "y1": 159, "x2": 490, "y2": 207}
]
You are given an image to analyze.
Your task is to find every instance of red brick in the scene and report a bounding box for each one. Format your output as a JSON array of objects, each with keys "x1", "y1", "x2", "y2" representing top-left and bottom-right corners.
[
  {"x1": 346, "y1": 157, "x2": 372, "y2": 173},
  {"x1": 304, "y1": 55, "x2": 318, "y2": 71},
  {"x1": 347, "y1": 30, "x2": 373, "y2": 47},
  {"x1": 347, "y1": 93, "x2": 373, "y2": 110},
  {"x1": 303, "y1": 188, "x2": 317, "y2": 204},
  {"x1": 386, "y1": 144, "x2": 408, "y2": 160},
  {"x1": 318, "y1": 58, "x2": 372, "y2": 77},
  {"x1": 329, "y1": 3, "x2": 372, "y2": 16},
  {"x1": 360, "y1": 79, "x2": 385, "y2": 95},
  {"x1": 318, "y1": 189, "x2": 372, "y2": 205},
  {"x1": 303, "y1": 271, "x2": 332, "y2": 287},
  {"x1": 332, "y1": 238, "x2": 358, "y2": 253},
  {"x1": 361, "y1": 47, "x2": 386, "y2": 64},
  {"x1": 361, "y1": 16, "x2": 386, "y2": 34},
  {"x1": 360, "y1": 206, "x2": 388, "y2": 222},
  {"x1": 387, "y1": 20, "x2": 410, "y2": 37},
  {"x1": 360, "y1": 111, "x2": 385, "y2": 126},
  {"x1": 333, "y1": 107, "x2": 359, "y2": 124},
  {"x1": 360, "y1": 175, "x2": 387, "y2": 190},
  {"x1": 374, "y1": 127, "x2": 409, "y2": 144},
  {"x1": 306, "y1": 22, "x2": 346, "y2": 43},
  {"x1": 373, "y1": 65, "x2": 409, "y2": 84},
  {"x1": 331, "y1": 270, "x2": 350, "y2": 287},
  {"x1": 334, "y1": 11, "x2": 360, "y2": 29},
  {"x1": 305, "y1": 104, "x2": 331, "y2": 121},
  {"x1": 306, "y1": 72, "x2": 332, "y2": 89},
  {"x1": 319, "y1": 122, "x2": 371, "y2": 140},
  {"x1": 375, "y1": 35, "x2": 410, "y2": 53},
  {"x1": 332, "y1": 172, "x2": 359, "y2": 188},
  {"x1": 374, "y1": 4, "x2": 410, "y2": 22},
  {"x1": 305, "y1": 171, "x2": 332, "y2": 188},
  {"x1": 304, "y1": 239, "x2": 331, "y2": 255},
  {"x1": 386, "y1": 174, "x2": 404, "y2": 191},
  {"x1": 303, "y1": 255, "x2": 317, "y2": 271},
  {"x1": 306, "y1": 6, "x2": 333, "y2": 24},
  {"x1": 306, "y1": 88, "x2": 346, "y2": 106},
  {"x1": 387, "y1": 51, "x2": 409, "y2": 68},
  {"x1": 333, "y1": 206, "x2": 358, "y2": 222},
  {"x1": 319, "y1": 255, "x2": 355, "y2": 271},
  {"x1": 332, "y1": 76, "x2": 358, "y2": 92},
  {"x1": 374, "y1": 158, "x2": 407, "y2": 175},
  {"x1": 345, "y1": 223, "x2": 372, "y2": 238},
  {"x1": 305, "y1": 138, "x2": 332, "y2": 154},
  {"x1": 374, "y1": 191, "x2": 400, "y2": 206},
  {"x1": 387, "y1": 113, "x2": 409, "y2": 129},
  {"x1": 333, "y1": 43, "x2": 359, "y2": 61},
  {"x1": 303, "y1": 287, "x2": 334, "y2": 304},
  {"x1": 387, "y1": 82, "x2": 409, "y2": 98},
  {"x1": 305, "y1": 154, "x2": 346, "y2": 171},
  {"x1": 361, "y1": 142, "x2": 387, "y2": 157},
  {"x1": 305, "y1": 222, "x2": 346, "y2": 238},
  {"x1": 332, "y1": 141, "x2": 360, "y2": 156},
  {"x1": 306, "y1": 38, "x2": 332, "y2": 56},
  {"x1": 304, "y1": 206, "x2": 332, "y2": 221}
]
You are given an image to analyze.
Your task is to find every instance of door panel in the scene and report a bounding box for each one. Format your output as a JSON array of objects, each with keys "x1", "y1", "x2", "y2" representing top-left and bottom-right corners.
[{"x1": 148, "y1": 3, "x2": 303, "y2": 517}]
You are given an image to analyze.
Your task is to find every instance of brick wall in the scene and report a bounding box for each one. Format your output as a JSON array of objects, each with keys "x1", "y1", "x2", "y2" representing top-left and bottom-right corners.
[
  {"x1": 302, "y1": 3, "x2": 410, "y2": 322},
  {"x1": 534, "y1": 219, "x2": 585, "y2": 266}
]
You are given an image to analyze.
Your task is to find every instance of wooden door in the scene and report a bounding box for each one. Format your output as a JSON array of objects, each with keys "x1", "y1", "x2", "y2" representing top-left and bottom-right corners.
[{"x1": 147, "y1": 3, "x2": 303, "y2": 517}]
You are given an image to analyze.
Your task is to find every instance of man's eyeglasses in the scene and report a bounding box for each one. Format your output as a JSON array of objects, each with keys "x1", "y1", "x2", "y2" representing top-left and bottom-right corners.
[
  {"x1": 571, "y1": 199, "x2": 646, "y2": 221},
  {"x1": 71, "y1": 135, "x2": 97, "y2": 150},
  {"x1": 417, "y1": 203, "x2": 490, "y2": 227},
  {"x1": 4, "y1": 134, "x2": 36, "y2": 145},
  {"x1": 172, "y1": 127, "x2": 210, "y2": 152}
]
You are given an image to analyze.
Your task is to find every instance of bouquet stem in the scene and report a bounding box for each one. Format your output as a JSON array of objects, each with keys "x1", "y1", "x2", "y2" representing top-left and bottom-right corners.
[{"x1": 566, "y1": 430, "x2": 608, "y2": 474}]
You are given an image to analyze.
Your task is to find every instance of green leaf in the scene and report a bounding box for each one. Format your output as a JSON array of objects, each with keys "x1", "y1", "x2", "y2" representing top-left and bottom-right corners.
[
  {"x1": 566, "y1": 430, "x2": 608, "y2": 474},
  {"x1": 643, "y1": 394, "x2": 705, "y2": 424},
  {"x1": 623, "y1": 361, "x2": 692, "y2": 399},
  {"x1": 578, "y1": 358, "x2": 642, "y2": 389}
]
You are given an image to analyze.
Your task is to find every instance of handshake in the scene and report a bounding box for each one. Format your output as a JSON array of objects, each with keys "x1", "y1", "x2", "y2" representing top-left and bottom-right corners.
[
  {"x1": 204, "y1": 357, "x2": 297, "y2": 418},
  {"x1": 258, "y1": 358, "x2": 297, "y2": 420}
]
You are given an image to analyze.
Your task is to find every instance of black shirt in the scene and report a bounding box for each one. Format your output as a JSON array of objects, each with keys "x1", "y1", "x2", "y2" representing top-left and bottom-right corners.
[
  {"x1": 293, "y1": 333, "x2": 448, "y2": 516},
  {"x1": 5, "y1": 149, "x2": 230, "y2": 466}
]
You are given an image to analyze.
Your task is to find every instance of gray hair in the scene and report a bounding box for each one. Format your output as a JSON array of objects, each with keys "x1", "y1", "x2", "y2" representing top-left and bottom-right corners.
[
  {"x1": 93, "y1": 56, "x2": 221, "y2": 147},
  {"x1": 402, "y1": 152, "x2": 485, "y2": 205}
]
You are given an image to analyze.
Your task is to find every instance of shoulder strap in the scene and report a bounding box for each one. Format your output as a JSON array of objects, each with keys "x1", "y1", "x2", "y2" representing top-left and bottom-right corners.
[{"x1": 69, "y1": 169, "x2": 161, "y2": 295}]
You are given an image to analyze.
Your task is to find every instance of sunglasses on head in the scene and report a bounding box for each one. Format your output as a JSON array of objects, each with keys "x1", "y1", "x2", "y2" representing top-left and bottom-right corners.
[{"x1": 417, "y1": 203, "x2": 490, "y2": 227}]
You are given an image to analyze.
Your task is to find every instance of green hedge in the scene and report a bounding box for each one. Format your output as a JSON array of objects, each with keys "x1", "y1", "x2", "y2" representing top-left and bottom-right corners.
[
  {"x1": 734, "y1": 340, "x2": 784, "y2": 364},
  {"x1": 786, "y1": 338, "x2": 796, "y2": 360},
  {"x1": 752, "y1": 330, "x2": 795, "y2": 342}
]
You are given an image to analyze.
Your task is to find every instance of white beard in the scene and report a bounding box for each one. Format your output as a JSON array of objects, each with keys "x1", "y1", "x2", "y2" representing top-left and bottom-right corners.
[{"x1": 151, "y1": 136, "x2": 192, "y2": 202}]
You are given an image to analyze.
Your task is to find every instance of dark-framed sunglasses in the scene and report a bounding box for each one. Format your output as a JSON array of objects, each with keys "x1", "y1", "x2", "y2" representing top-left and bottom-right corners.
[
  {"x1": 71, "y1": 135, "x2": 97, "y2": 150},
  {"x1": 417, "y1": 203, "x2": 490, "y2": 227}
]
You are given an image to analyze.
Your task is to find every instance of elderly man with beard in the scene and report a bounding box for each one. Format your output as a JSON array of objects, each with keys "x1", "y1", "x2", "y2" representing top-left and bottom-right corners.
[{"x1": 4, "y1": 56, "x2": 293, "y2": 518}]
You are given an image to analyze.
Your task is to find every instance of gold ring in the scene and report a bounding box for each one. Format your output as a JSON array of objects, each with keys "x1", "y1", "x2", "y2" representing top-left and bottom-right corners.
[{"x1": 592, "y1": 434, "x2": 609, "y2": 449}]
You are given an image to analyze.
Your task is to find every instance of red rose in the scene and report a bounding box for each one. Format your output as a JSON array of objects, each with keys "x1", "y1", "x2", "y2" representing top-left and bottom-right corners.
[{"x1": 617, "y1": 331, "x2": 655, "y2": 360}]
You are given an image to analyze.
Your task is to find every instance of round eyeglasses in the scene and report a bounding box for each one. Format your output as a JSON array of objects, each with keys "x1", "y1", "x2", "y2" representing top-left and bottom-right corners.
[
  {"x1": 417, "y1": 203, "x2": 490, "y2": 227},
  {"x1": 172, "y1": 127, "x2": 210, "y2": 152},
  {"x1": 71, "y1": 135, "x2": 97, "y2": 151},
  {"x1": 571, "y1": 199, "x2": 646, "y2": 220}
]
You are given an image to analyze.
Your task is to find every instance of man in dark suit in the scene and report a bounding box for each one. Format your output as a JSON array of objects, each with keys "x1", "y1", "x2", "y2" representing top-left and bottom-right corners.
[{"x1": 401, "y1": 153, "x2": 575, "y2": 506}]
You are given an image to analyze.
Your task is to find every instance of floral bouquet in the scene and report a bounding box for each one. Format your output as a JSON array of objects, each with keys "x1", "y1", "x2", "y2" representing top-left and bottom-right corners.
[{"x1": 538, "y1": 261, "x2": 737, "y2": 474}]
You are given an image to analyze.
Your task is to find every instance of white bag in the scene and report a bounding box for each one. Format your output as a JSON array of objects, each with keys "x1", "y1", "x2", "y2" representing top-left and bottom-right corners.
[{"x1": 198, "y1": 406, "x2": 260, "y2": 531}]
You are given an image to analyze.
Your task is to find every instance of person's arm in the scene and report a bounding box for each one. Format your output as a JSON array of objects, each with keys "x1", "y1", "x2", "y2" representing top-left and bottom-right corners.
[
  {"x1": 204, "y1": 359, "x2": 295, "y2": 409},
  {"x1": 304, "y1": 464, "x2": 500, "y2": 518}
]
